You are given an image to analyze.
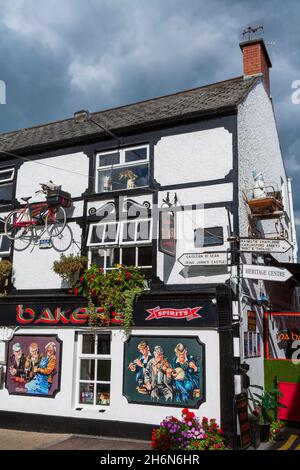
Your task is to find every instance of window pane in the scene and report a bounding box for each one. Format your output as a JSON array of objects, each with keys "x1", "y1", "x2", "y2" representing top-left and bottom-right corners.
[
  {"x1": 90, "y1": 225, "x2": 104, "y2": 244},
  {"x1": 91, "y1": 249, "x2": 105, "y2": 268},
  {"x1": 82, "y1": 335, "x2": 95, "y2": 354},
  {"x1": 136, "y1": 220, "x2": 151, "y2": 242},
  {"x1": 97, "y1": 360, "x2": 111, "y2": 381},
  {"x1": 79, "y1": 383, "x2": 94, "y2": 405},
  {"x1": 0, "y1": 183, "x2": 13, "y2": 203},
  {"x1": 122, "y1": 222, "x2": 135, "y2": 243},
  {"x1": 122, "y1": 247, "x2": 136, "y2": 266},
  {"x1": 98, "y1": 152, "x2": 120, "y2": 167},
  {"x1": 0, "y1": 235, "x2": 10, "y2": 254},
  {"x1": 80, "y1": 359, "x2": 95, "y2": 380},
  {"x1": 125, "y1": 147, "x2": 147, "y2": 163},
  {"x1": 138, "y1": 246, "x2": 152, "y2": 266},
  {"x1": 96, "y1": 384, "x2": 110, "y2": 406},
  {"x1": 194, "y1": 227, "x2": 223, "y2": 247},
  {"x1": 104, "y1": 223, "x2": 118, "y2": 243},
  {"x1": 106, "y1": 248, "x2": 120, "y2": 268},
  {"x1": 97, "y1": 334, "x2": 111, "y2": 355},
  {"x1": 98, "y1": 164, "x2": 149, "y2": 192}
]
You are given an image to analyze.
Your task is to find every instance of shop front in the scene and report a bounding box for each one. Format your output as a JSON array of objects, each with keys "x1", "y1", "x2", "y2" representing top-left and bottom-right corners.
[{"x1": 0, "y1": 286, "x2": 234, "y2": 440}]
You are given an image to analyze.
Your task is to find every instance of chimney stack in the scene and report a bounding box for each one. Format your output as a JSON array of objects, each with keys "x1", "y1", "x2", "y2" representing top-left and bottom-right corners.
[{"x1": 240, "y1": 38, "x2": 272, "y2": 97}]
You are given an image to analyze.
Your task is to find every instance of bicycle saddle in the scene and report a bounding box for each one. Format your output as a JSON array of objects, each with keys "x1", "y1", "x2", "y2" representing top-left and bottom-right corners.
[{"x1": 21, "y1": 196, "x2": 32, "y2": 202}]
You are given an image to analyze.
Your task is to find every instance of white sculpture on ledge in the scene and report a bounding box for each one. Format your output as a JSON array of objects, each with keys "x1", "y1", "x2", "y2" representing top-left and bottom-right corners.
[{"x1": 252, "y1": 171, "x2": 266, "y2": 199}]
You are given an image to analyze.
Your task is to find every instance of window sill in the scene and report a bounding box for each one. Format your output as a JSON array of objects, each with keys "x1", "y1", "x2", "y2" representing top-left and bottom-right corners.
[{"x1": 85, "y1": 187, "x2": 156, "y2": 201}]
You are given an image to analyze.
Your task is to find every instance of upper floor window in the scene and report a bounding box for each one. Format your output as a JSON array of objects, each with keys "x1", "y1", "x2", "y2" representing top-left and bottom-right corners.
[
  {"x1": 0, "y1": 168, "x2": 15, "y2": 205},
  {"x1": 194, "y1": 226, "x2": 224, "y2": 248},
  {"x1": 96, "y1": 146, "x2": 149, "y2": 193}
]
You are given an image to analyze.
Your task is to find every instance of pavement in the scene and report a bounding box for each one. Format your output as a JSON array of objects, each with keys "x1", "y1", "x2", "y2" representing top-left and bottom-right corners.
[
  {"x1": 0, "y1": 428, "x2": 151, "y2": 451},
  {"x1": 0, "y1": 426, "x2": 299, "y2": 451}
]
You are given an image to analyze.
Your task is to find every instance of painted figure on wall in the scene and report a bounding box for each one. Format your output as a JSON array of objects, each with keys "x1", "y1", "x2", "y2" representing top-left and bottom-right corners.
[
  {"x1": 128, "y1": 340, "x2": 153, "y2": 390},
  {"x1": 25, "y1": 342, "x2": 57, "y2": 395},
  {"x1": 170, "y1": 343, "x2": 201, "y2": 403},
  {"x1": 6, "y1": 335, "x2": 61, "y2": 397},
  {"x1": 9, "y1": 342, "x2": 26, "y2": 379},
  {"x1": 24, "y1": 342, "x2": 43, "y2": 380},
  {"x1": 124, "y1": 336, "x2": 205, "y2": 408},
  {"x1": 144, "y1": 345, "x2": 173, "y2": 401}
]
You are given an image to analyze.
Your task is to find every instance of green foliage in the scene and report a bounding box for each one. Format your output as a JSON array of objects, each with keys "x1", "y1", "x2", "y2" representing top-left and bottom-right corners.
[
  {"x1": 249, "y1": 385, "x2": 287, "y2": 425},
  {"x1": 74, "y1": 264, "x2": 145, "y2": 331},
  {"x1": 52, "y1": 254, "x2": 88, "y2": 287},
  {"x1": 0, "y1": 259, "x2": 12, "y2": 280},
  {"x1": 269, "y1": 420, "x2": 284, "y2": 441}
]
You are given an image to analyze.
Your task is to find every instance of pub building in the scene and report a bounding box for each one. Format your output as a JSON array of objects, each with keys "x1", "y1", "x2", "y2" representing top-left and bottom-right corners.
[{"x1": 0, "y1": 37, "x2": 298, "y2": 448}]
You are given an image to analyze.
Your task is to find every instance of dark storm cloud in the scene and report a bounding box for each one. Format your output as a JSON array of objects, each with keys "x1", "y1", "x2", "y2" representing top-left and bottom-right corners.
[{"x1": 0, "y1": 0, "x2": 299, "y2": 245}]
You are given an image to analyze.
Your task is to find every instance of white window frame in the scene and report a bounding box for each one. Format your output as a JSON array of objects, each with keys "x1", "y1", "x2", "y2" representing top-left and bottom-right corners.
[
  {"x1": 87, "y1": 221, "x2": 121, "y2": 247},
  {"x1": 75, "y1": 332, "x2": 111, "y2": 410},
  {"x1": 88, "y1": 245, "x2": 152, "y2": 272},
  {"x1": 95, "y1": 145, "x2": 149, "y2": 193},
  {"x1": 0, "y1": 168, "x2": 15, "y2": 184},
  {"x1": 120, "y1": 218, "x2": 152, "y2": 245}
]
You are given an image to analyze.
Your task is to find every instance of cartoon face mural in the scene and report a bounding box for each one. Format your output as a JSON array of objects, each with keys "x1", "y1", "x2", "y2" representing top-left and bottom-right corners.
[
  {"x1": 123, "y1": 336, "x2": 205, "y2": 408},
  {"x1": 6, "y1": 335, "x2": 62, "y2": 397}
]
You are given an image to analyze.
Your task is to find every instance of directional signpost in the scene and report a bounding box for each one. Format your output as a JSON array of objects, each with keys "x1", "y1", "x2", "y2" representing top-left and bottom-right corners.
[
  {"x1": 178, "y1": 252, "x2": 228, "y2": 266},
  {"x1": 239, "y1": 238, "x2": 292, "y2": 254},
  {"x1": 242, "y1": 264, "x2": 293, "y2": 282}
]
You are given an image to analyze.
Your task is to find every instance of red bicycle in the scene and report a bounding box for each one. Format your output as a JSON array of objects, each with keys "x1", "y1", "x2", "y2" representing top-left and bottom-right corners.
[{"x1": 5, "y1": 184, "x2": 67, "y2": 241}]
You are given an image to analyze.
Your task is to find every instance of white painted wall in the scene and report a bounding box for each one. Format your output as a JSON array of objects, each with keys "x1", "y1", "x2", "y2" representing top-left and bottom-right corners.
[
  {"x1": 15, "y1": 152, "x2": 89, "y2": 202},
  {"x1": 154, "y1": 127, "x2": 233, "y2": 185},
  {"x1": 13, "y1": 222, "x2": 82, "y2": 290},
  {"x1": 0, "y1": 327, "x2": 221, "y2": 426}
]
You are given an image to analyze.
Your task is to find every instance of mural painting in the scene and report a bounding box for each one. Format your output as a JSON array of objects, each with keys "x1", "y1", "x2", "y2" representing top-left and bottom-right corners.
[
  {"x1": 6, "y1": 335, "x2": 62, "y2": 397},
  {"x1": 123, "y1": 336, "x2": 205, "y2": 408}
]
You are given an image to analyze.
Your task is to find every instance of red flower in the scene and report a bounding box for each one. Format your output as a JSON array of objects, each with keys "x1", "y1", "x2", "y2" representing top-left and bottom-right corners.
[
  {"x1": 125, "y1": 271, "x2": 132, "y2": 280},
  {"x1": 73, "y1": 287, "x2": 79, "y2": 296},
  {"x1": 182, "y1": 408, "x2": 189, "y2": 414},
  {"x1": 215, "y1": 444, "x2": 219, "y2": 449},
  {"x1": 80, "y1": 276, "x2": 84, "y2": 282}
]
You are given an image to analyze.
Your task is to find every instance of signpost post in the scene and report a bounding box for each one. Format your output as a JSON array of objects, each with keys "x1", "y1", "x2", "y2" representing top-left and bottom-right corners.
[
  {"x1": 239, "y1": 238, "x2": 292, "y2": 254},
  {"x1": 178, "y1": 252, "x2": 228, "y2": 266},
  {"x1": 242, "y1": 264, "x2": 293, "y2": 282}
]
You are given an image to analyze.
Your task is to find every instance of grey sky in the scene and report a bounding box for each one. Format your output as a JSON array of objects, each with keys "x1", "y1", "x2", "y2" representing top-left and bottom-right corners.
[{"x1": 0, "y1": 0, "x2": 299, "y2": 243}]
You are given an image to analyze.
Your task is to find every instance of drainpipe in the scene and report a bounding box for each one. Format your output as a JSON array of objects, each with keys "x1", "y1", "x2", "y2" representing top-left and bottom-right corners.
[{"x1": 287, "y1": 177, "x2": 298, "y2": 263}]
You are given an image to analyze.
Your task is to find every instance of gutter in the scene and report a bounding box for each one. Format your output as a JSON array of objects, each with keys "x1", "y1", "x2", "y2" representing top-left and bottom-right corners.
[{"x1": 287, "y1": 177, "x2": 298, "y2": 263}]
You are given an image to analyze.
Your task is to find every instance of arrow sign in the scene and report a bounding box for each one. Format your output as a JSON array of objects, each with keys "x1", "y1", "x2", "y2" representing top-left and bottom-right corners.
[
  {"x1": 242, "y1": 264, "x2": 293, "y2": 282},
  {"x1": 240, "y1": 238, "x2": 292, "y2": 254},
  {"x1": 178, "y1": 252, "x2": 228, "y2": 266}
]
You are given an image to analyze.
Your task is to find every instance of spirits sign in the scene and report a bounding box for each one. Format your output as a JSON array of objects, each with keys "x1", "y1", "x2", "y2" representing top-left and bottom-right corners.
[
  {"x1": 178, "y1": 252, "x2": 228, "y2": 266},
  {"x1": 240, "y1": 238, "x2": 292, "y2": 254}
]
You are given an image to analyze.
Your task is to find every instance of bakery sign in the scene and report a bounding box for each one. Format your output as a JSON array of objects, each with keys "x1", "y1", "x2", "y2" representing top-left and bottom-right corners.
[{"x1": 0, "y1": 302, "x2": 123, "y2": 327}]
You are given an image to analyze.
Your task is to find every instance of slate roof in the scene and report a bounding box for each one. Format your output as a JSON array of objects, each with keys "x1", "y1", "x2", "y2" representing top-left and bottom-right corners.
[{"x1": 0, "y1": 75, "x2": 258, "y2": 155}]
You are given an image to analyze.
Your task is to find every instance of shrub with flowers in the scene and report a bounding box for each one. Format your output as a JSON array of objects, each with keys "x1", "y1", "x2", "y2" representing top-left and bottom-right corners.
[
  {"x1": 151, "y1": 408, "x2": 228, "y2": 450},
  {"x1": 269, "y1": 420, "x2": 284, "y2": 441},
  {"x1": 73, "y1": 263, "x2": 145, "y2": 330}
]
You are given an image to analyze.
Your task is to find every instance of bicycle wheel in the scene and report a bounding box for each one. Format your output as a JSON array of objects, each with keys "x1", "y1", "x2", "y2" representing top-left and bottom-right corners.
[
  {"x1": 5, "y1": 209, "x2": 32, "y2": 240},
  {"x1": 46, "y1": 206, "x2": 67, "y2": 238}
]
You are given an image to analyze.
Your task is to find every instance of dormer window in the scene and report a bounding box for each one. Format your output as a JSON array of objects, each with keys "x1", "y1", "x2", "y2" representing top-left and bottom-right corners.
[{"x1": 96, "y1": 146, "x2": 149, "y2": 193}]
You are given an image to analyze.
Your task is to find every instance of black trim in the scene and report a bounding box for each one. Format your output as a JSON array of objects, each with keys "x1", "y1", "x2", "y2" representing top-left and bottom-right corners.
[{"x1": 0, "y1": 410, "x2": 153, "y2": 440}]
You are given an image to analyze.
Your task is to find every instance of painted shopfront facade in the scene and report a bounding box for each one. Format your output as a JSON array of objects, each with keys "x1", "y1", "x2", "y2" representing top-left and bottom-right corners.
[{"x1": 0, "y1": 38, "x2": 298, "y2": 446}]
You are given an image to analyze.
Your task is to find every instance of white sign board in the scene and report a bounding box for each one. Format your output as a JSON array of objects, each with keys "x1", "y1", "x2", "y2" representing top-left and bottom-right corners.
[
  {"x1": 242, "y1": 264, "x2": 293, "y2": 282},
  {"x1": 240, "y1": 238, "x2": 292, "y2": 254},
  {"x1": 178, "y1": 252, "x2": 228, "y2": 266}
]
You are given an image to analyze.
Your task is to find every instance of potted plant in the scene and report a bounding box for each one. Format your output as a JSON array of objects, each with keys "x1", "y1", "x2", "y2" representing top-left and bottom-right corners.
[
  {"x1": 249, "y1": 385, "x2": 286, "y2": 442},
  {"x1": 52, "y1": 254, "x2": 88, "y2": 290},
  {"x1": 119, "y1": 170, "x2": 138, "y2": 189},
  {"x1": 0, "y1": 259, "x2": 12, "y2": 296}
]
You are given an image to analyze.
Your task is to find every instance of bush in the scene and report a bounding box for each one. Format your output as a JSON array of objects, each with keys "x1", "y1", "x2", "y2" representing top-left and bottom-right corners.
[{"x1": 151, "y1": 408, "x2": 228, "y2": 450}]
